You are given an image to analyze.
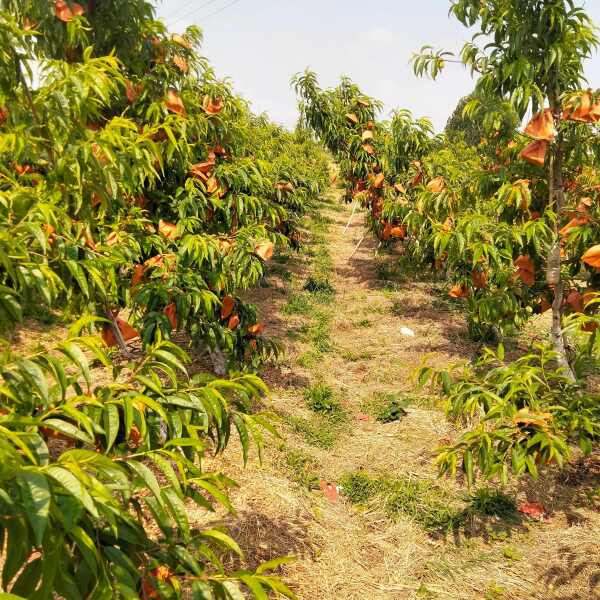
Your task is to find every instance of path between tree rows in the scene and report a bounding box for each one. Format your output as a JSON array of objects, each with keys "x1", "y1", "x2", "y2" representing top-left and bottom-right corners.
[{"x1": 201, "y1": 187, "x2": 600, "y2": 600}]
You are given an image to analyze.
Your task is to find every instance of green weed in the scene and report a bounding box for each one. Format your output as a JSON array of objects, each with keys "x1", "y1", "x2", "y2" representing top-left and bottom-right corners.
[
  {"x1": 341, "y1": 349, "x2": 374, "y2": 362},
  {"x1": 280, "y1": 446, "x2": 320, "y2": 490},
  {"x1": 282, "y1": 293, "x2": 314, "y2": 316},
  {"x1": 284, "y1": 414, "x2": 339, "y2": 450},
  {"x1": 304, "y1": 383, "x2": 344, "y2": 421},
  {"x1": 341, "y1": 471, "x2": 463, "y2": 532},
  {"x1": 297, "y1": 350, "x2": 321, "y2": 368},
  {"x1": 464, "y1": 487, "x2": 517, "y2": 519},
  {"x1": 338, "y1": 472, "x2": 383, "y2": 504}
]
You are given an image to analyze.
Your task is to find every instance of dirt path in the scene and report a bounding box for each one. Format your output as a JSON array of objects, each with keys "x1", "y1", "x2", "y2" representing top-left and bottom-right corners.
[{"x1": 203, "y1": 189, "x2": 600, "y2": 600}]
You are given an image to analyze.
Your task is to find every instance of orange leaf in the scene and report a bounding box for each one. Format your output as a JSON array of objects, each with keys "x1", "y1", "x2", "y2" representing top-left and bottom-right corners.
[
  {"x1": 125, "y1": 80, "x2": 143, "y2": 104},
  {"x1": 247, "y1": 323, "x2": 264, "y2": 336},
  {"x1": 158, "y1": 220, "x2": 179, "y2": 240},
  {"x1": 102, "y1": 318, "x2": 139, "y2": 347},
  {"x1": 381, "y1": 222, "x2": 393, "y2": 241},
  {"x1": 471, "y1": 269, "x2": 488, "y2": 289},
  {"x1": 220, "y1": 296, "x2": 235, "y2": 319},
  {"x1": 515, "y1": 268, "x2": 535, "y2": 286},
  {"x1": 582, "y1": 245, "x2": 600, "y2": 268},
  {"x1": 54, "y1": 1, "x2": 84, "y2": 22},
  {"x1": 565, "y1": 289, "x2": 584, "y2": 313},
  {"x1": 164, "y1": 303, "x2": 177, "y2": 329},
  {"x1": 524, "y1": 108, "x2": 556, "y2": 141},
  {"x1": 563, "y1": 91, "x2": 593, "y2": 122},
  {"x1": 173, "y1": 54, "x2": 188, "y2": 73},
  {"x1": 410, "y1": 172, "x2": 423, "y2": 188},
  {"x1": 254, "y1": 241, "x2": 274, "y2": 261},
  {"x1": 539, "y1": 295, "x2": 552, "y2": 313},
  {"x1": 84, "y1": 232, "x2": 97, "y2": 252},
  {"x1": 427, "y1": 176, "x2": 445, "y2": 193},
  {"x1": 227, "y1": 314, "x2": 240, "y2": 330},
  {"x1": 165, "y1": 89, "x2": 185, "y2": 115},
  {"x1": 589, "y1": 100, "x2": 600, "y2": 123},
  {"x1": 202, "y1": 95, "x2": 224, "y2": 115},
  {"x1": 394, "y1": 182, "x2": 406, "y2": 193},
  {"x1": 105, "y1": 231, "x2": 119, "y2": 246},
  {"x1": 131, "y1": 264, "x2": 144, "y2": 288},
  {"x1": 362, "y1": 130, "x2": 374, "y2": 141},
  {"x1": 520, "y1": 139, "x2": 547, "y2": 167},
  {"x1": 206, "y1": 176, "x2": 219, "y2": 195},
  {"x1": 518, "y1": 501, "x2": 548, "y2": 520},
  {"x1": 559, "y1": 216, "x2": 590, "y2": 236},
  {"x1": 144, "y1": 255, "x2": 164, "y2": 269},
  {"x1": 449, "y1": 284, "x2": 469, "y2": 299},
  {"x1": 371, "y1": 173, "x2": 385, "y2": 189},
  {"x1": 390, "y1": 225, "x2": 406, "y2": 239},
  {"x1": 514, "y1": 255, "x2": 535, "y2": 273},
  {"x1": 171, "y1": 33, "x2": 191, "y2": 48},
  {"x1": 362, "y1": 143, "x2": 375, "y2": 155}
]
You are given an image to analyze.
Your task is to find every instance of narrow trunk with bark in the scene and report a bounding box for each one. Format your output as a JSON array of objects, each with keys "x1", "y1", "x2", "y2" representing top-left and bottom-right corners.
[{"x1": 548, "y1": 93, "x2": 576, "y2": 381}]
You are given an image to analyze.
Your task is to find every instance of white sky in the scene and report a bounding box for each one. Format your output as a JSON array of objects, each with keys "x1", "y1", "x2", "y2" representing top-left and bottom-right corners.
[{"x1": 156, "y1": 0, "x2": 600, "y2": 131}]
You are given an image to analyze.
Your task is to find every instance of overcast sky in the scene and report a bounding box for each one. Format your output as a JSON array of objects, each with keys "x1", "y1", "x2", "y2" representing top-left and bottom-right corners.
[{"x1": 156, "y1": 0, "x2": 600, "y2": 132}]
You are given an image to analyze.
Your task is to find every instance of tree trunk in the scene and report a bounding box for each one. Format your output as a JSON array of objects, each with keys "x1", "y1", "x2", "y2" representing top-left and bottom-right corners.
[{"x1": 547, "y1": 96, "x2": 575, "y2": 382}]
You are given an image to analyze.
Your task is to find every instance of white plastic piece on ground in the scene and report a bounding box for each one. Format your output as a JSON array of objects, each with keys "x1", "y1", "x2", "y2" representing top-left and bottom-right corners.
[{"x1": 400, "y1": 326, "x2": 415, "y2": 337}]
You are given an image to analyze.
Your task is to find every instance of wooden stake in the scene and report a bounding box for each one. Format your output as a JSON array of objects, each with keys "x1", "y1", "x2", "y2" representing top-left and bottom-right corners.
[
  {"x1": 106, "y1": 310, "x2": 134, "y2": 359},
  {"x1": 343, "y1": 201, "x2": 358, "y2": 234},
  {"x1": 348, "y1": 236, "x2": 365, "y2": 261}
]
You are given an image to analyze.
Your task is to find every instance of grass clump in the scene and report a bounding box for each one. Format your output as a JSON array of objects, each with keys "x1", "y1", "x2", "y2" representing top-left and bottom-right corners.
[
  {"x1": 341, "y1": 470, "x2": 463, "y2": 532},
  {"x1": 297, "y1": 350, "x2": 322, "y2": 369},
  {"x1": 301, "y1": 312, "x2": 333, "y2": 353},
  {"x1": 464, "y1": 487, "x2": 517, "y2": 519},
  {"x1": 280, "y1": 446, "x2": 320, "y2": 490},
  {"x1": 390, "y1": 300, "x2": 404, "y2": 317},
  {"x1": 385, "y1": 477, "x2": 463, "y2": 532},
  {"x1": 361, "y1": 391, "x2": 410, "y2": 423},
  {"x1": 341, "y1": 349, "x2": 374, "y2": 362},
  {"x1": 356, "y1": 318, "x2": 372, "y2": 328},
  {"x1": 284, "y1": 414, "x2": 339, "y2": 450},
  {"x1": 338, "y1": 472, "x2": 383, "y2": 504},
  {"x1": 303, "y1": 276, "x2": 335, "y2": 295},
  {"x1": 376, "y1": 397, "x2": 409, "y2": 423},
  {"x1": 304, "y1": 383, "x2": 344, "y2": 421},
  {"x1": 281, "y1": 293, "x2": 314, "y2": 316},
  {"x1": 303, "y1": 276, "x2": 335, "y2": 303}
]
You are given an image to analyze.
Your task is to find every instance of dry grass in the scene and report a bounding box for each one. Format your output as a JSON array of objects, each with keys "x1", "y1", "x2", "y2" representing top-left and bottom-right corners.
[{"x1": 199, "y1": 190, "x2": 600, "y2": 600}]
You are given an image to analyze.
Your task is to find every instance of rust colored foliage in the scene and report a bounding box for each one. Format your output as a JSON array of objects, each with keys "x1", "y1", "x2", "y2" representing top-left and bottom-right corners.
[
  {"x1": 220, "y1": 296, "x2": 235, "y2": 319},
  {"x1": 102, "y1": 318, "x2": 139, "y2": 347},
  {"x1": 520, "y1": 139, "x2": 547, "y2": 167},
  {"x1": 54, "y1": 1, "x2": 84, "y2": 22},
  {"x1": 524, "y1": 108, "x2": 556, "y2": 140}
]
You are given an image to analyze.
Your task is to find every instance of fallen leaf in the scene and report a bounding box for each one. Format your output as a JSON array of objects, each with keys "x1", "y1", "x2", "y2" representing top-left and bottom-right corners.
[
  {"x1": 319, "y1": 480, "x2": 339, "y2": 503},
  {"x1": 518, "y1": 501, "x2": 549, "y2": 520}
]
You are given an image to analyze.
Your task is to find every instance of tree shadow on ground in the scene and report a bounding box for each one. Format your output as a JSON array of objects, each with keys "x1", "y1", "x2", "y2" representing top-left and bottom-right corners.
[
  {"x1": 537, "y1": 543, "x2": 600, "y2": 600},
  {"x1": 210, "y1": 509, "x2": 318, "y2": 571}
]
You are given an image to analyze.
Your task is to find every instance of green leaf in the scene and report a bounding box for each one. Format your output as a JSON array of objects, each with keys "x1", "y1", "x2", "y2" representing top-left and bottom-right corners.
[
  {"x1": 47, "y1": 466, "x2": 98, "y2": 518},
  {"x1": 200, "y1": 529, "x2": 243, "y2": 557},
  {"x1": 255, "y1": 556, "x2": 296, "y2": 574},
  {"x1": 58, "y1": 341, "x2": 91, "y2": 388},
  {"x1": 103, "y1": 404, "x2": 119, "y2": 452},
  {"x1": 16, "y1": 471, "x2": 51, "y2": 546}
]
